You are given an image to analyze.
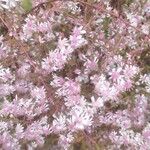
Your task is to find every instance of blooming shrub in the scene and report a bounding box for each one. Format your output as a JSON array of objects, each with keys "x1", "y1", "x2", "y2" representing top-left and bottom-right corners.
[{"x1": 0, "y1": 0, "x2": 150, "y2": 149}]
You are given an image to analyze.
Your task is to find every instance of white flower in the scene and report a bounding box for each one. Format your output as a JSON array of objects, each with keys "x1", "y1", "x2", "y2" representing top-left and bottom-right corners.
[
  {"x1": 126, "y1": 14, "x2": 140, "y2": 27},
  {"x1": 66, "y1": 2, "x2": 81, "y2": 14},
  {"x1": 31, "y1": 86, "x2": 46, "y2": 100},
  {"x1": 68, "y1": 106, "x2": 93, "y2": 130},
  {"x1": 0, "y1": 0, "x2": 19, "y2": 10},
  {"x1": 91, "y1": 96, "x2": 104, "y2": 109},
  {"x1": 15, "y1": 124, "x2": 24, "y2": 139},
  {"x1": 0, "y1": 66, "x2": 13, "y2": 82},
  {"x1": 0, "y1": 121, "x2": 8, "y2": 133},
  {"x1": 141, "y1": 24, "x2": 149, "y2": 35},
  {"x1": 52, "y1": 113, "x2": 66, "y2": 132}
]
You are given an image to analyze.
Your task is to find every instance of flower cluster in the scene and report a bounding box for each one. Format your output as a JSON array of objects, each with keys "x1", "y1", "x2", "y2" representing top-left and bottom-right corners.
[{"x1": 0, "y1": 0, "x2": 150, "y2": 149}]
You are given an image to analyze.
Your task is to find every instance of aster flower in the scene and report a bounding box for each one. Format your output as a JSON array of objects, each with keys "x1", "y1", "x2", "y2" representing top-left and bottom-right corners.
[
  {"x1": 70, "y1": 26, "x2": 87, "y2": 48},
  {"x1": 52, "y1": 113, "x2": 67, "y2": 132},
  {"x1": 90, "y1": 96, "x2": 104, "y2": 110},
  {"x1": 68, "y1": 106, "x2": 93, "y2": 131},
  {"x1": 31, "y1": 86, "x2": 46, "y2": 100}
]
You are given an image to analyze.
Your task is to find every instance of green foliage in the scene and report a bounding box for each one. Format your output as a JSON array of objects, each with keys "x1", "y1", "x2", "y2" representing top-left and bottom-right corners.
[
  {"x1": 102, "y1": 17, "x2": 111, "y2": 38},
  {"x1": 21, "y1": 0, "x2": 32, "y2": 12}
]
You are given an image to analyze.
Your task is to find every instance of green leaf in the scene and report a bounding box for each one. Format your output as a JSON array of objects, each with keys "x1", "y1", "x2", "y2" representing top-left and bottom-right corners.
[{"x1": 21, "y1": 0, "x2": 32, "y2": 12}]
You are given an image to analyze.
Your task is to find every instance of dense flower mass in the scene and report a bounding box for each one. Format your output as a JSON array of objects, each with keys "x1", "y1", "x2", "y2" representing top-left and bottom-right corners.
[{"x1": 0, "y1": 0, "x2": 150, "y2": 149}]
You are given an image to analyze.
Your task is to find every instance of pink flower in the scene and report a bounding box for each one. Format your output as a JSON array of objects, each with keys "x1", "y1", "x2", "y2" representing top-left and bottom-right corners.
[
  {"x1": 31, "y1": 86, "x2": 46, "y2": 100},
  {"x1": 0, "y1": 84, "x2": 15, "y2": 97},
  {"x1": 70, "y1": 26, "x2": 87, "y2": 49},
  {"x1": 52, "y1": 113, "x2": 66, "y2": 132},
  {"x1": 90, "y1": 96, "x2": 104, "y2": 110},
  {"x1": 68, "y1": 106, "x2": 93, "y2": 131},
  {"x1": 17, "y1": 63, "x2": 31, "y2": 78},
  {"x1": 109, "y1": 68, "x2": 122, "y2": 82},
  {"x1": 124, "y1": 65, "x2": 139, "y2": 79}
]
